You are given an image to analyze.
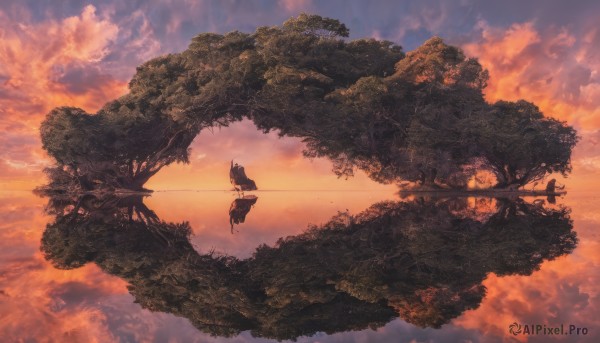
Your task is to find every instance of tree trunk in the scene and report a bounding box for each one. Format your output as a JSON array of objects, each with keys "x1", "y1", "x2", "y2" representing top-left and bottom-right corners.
[
  {"x1": 494, "y1": 180, "x2": 521, "y2": 190},
  {"x1": 417, "y1": 170, "x2": 426, "y2": 185},
  {"x1": 427, "y1": 168, "x2": 437, "y2": 185},
  {"x1": 114, "y1": 171, "x2": 154, "y2": 192},
  {"x1": 494, "y1": 165, "x2": 519, "y2": 189},
  {"x1": 127, "y1": 174, "x2": 153, "y2": 192},
  {"x1": 418, "y1": 168, "x2": 438, "y2": 187}
]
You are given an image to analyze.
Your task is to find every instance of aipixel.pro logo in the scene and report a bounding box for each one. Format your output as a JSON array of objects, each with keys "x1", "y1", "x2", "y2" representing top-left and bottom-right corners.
[{"x1": 509, "y1": 322, "x2": 588, "y2": 336}]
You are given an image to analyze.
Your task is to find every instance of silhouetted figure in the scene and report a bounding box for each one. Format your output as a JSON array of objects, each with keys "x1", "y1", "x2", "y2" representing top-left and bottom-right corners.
[
  {"x1": 229, "y1": 195, "x2": 258, "y2": 233},
  {"x1": 546, "y1": 179, "x2": 557, "y2": 193},
  {"x1": 230, "y1": 160, "x2": 257, "y2": 192},
  {"x1": 545, "y1": 178, "x2": 565, "y2": 194}
]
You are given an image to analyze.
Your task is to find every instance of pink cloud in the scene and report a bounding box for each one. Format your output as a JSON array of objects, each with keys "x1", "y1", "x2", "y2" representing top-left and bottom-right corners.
[
  {"x1": 0, "y1": 5, "x2": 128, "y2": 188},
  {"x1": 462, "y1": 21, "x2": 600, "y2": 129},
  {"x1": 278, "y1": 0, "x2": 314, "y2": 13}
]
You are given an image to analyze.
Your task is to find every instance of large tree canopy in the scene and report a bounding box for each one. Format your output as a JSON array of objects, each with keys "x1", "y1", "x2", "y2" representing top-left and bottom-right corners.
[{"x1": 39, "y1": 14, "x2": 577, "y2": 192}]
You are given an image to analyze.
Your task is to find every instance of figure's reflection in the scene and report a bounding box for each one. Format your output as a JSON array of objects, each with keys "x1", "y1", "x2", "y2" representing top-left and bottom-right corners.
[
  {"x1": 229, "y1": 195, "x2": 258, "y2": 233},
  {"x1": 40, "y1": 195, "x2": 576, "y2": 340}
]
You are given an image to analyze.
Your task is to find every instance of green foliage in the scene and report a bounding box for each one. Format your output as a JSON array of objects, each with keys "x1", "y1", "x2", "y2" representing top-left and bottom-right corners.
[
  {"x1": 282, "y1": 13, "x2": 350, "y2": 38},
  {"x1": 393, "y1": 37, "x2": 488, "y2": 88},
  {"x1": 465, "y1": 100, "x2": 579, "y2": 187},
  {"x1": 40, "y1": 107, "x2": 107, "y2": 166},
  {"x1": 39, "y1": 15, "x2": 577, "y2": 192}
]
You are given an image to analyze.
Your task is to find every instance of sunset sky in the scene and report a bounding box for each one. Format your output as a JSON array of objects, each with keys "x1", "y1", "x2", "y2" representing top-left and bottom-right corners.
[{"x1": 1, "y1": 0, "x2": 599, "y2": 191}]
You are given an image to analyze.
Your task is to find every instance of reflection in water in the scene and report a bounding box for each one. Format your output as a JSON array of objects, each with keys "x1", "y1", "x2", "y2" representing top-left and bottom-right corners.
[
  {"x1": 229, "y1": 195, "x2": 258, "y2": 233},
  {"x1": 39, "y1": 194, "x2": 576, "y2": 340}
]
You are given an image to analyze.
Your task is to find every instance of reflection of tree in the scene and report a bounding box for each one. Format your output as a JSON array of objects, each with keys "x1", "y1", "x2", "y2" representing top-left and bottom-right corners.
[
  {"x1": 40, "y1": 194, "x2": 254, "y2": 337},
  {"x1": 249, "y1": 198, "x2": 577, "y2": 331},
  {"x1": 40, "y1": 195, "x2": 576, "y2": 340},
  {"x1": 229, "y1": 195, "x2": 258, "y2": 233}
]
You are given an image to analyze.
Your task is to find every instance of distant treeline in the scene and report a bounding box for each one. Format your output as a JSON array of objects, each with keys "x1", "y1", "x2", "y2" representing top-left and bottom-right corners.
[{"x1": 39, "y1": 14, "x2": 578, "y2": 192}]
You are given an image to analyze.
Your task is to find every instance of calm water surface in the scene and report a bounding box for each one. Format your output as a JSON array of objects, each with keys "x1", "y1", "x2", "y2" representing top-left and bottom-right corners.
[{"x1": 0, "y1": 190, "x2": 598, "y2": 342}]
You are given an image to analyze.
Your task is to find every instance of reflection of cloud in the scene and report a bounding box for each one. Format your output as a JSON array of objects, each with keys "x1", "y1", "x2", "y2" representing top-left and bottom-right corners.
[
  {"x1": 0, "y1": 193, "x2": 129, "y2": 343},
  {"x1": 454, "y1": 196, "x2": 600, "y2": 342},
  {"x1": 2, "y1": 249, "x2": 204, "y2": 341},
  {"x1": 3, "y1": 191, "x2": 598, "y2": 342},
  {"x1": 146, "y1": 190, "x2": 398, "y2": 258}
]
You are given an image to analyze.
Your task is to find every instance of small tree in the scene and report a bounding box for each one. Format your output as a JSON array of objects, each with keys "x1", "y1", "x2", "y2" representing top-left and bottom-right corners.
[{"x1": 469, "y1": 101, "x2": 578, "y2": 188}]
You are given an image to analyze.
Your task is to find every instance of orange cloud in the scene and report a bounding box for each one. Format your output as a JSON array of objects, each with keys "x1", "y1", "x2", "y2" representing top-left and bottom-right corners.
[
  {"x1": 0, "y1": 5, "x2": 125, "y2": 113},
  {"x1": 0, "y1": 5, "x2": 128, "y2": 188},
  {"x1": 462, "y1": 21, "x2": 600, "y2": 130}
]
